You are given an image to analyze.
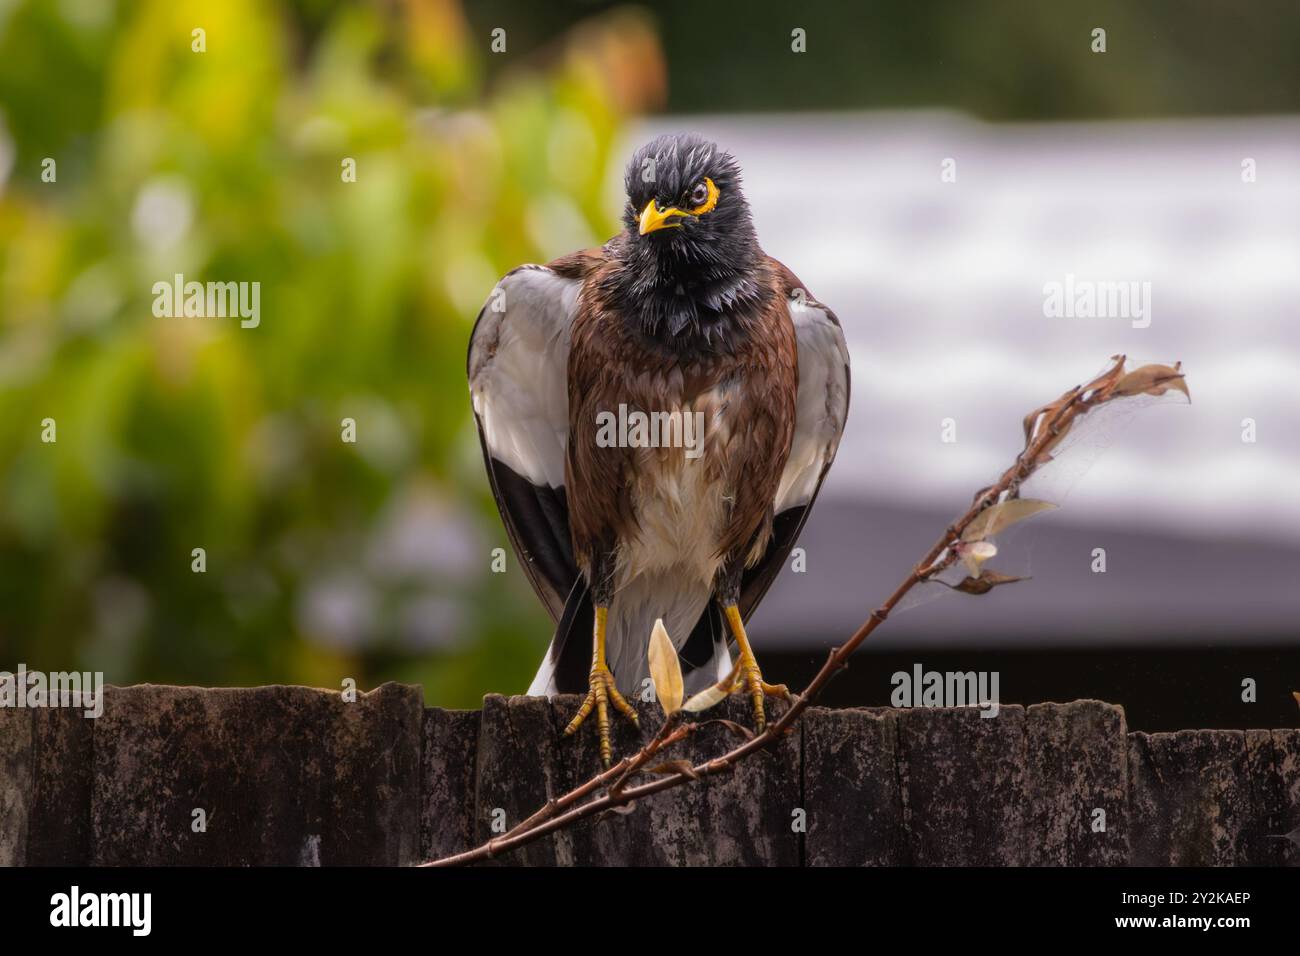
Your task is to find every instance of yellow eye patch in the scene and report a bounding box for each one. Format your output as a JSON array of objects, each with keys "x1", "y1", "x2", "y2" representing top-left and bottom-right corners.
[{"x1": 689, "y1": 177, "x2": 719, "y2": 215}]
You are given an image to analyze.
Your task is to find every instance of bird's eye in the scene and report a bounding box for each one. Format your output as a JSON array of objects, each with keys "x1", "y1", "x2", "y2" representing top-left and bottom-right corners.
[{"x1": 689, "y1": 182, "x2": 710, "y2": 207}]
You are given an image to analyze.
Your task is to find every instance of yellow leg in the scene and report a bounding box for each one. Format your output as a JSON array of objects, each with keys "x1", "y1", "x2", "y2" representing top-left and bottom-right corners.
[
  {"x1": 723, "y1": 605, "x2": 789, "y2": 733},
  {"x1": 563, "y1": 607, "x2": 638, "y2": 766}
]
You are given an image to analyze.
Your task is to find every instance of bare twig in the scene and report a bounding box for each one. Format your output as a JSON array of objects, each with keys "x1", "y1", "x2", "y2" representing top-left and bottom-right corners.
[{"x1": 421, "y1": 354, "x2": 1187, "y2": 867}]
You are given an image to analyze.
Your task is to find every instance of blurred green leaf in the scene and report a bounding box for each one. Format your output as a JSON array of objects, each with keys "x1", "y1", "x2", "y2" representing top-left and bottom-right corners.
[{"x1": 0, "y1": 0, "x2": 663, "y2": 706}]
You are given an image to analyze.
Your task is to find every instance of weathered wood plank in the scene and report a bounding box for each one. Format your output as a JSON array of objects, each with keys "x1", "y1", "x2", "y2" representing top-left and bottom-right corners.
[
  {"x1": 803, "y1": 706, "x2": 904, "y2": 866},
  {"x1": 1024, "y1": 700, "x2": 1129, "y2": 865},
  {"x1": 0, "y1": 709, "x2": 32, "y2": 866},
  {"x1": 420, "y1": 708, "x2": 479, "y2": 860},
  {"x1": 1127, "y1": 728, "x2": 1296, "y2": 866},
  {"x1": 895, "y1": 704, "x2": 1028, "y2": 865},
  {"x1": 471, "y1": 694, "x2": 565, "y2": 866},
  {"x1": 1270, "y1": 729, "x2": 1300, "y2": 861},
  {"x1": 27, "y1": 708, "x2": 94, "y2": 865},
  {"x1": 91, "y1": 683, "x2": 423, "y2": 865}
]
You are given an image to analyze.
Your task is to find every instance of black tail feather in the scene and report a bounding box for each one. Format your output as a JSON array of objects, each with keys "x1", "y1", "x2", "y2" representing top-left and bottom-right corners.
[{"x1": 550, "y1": 579, "x2": 595, "y2": 694}]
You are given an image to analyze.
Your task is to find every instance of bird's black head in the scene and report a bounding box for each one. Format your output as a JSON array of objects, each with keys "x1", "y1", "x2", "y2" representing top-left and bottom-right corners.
[
  {"x1": 611, "y1": 133, "x2": 767, "y2": 346},
  {"x1": 622, "y1": 133, "x2": 755, "y2": 251}
]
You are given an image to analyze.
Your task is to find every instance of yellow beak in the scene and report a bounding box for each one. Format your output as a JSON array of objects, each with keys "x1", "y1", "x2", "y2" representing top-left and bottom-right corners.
[{"x1": 639, "y1": 199, "x2": 688, "y2": 235}]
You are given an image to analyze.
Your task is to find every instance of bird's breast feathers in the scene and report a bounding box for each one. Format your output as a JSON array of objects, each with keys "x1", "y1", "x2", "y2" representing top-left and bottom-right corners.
[
  {"x1": 614, "y1": 377, "x2": 742, "y2": 590},
  {"x1": 566, "y1": 280, "x2": 798, "y2": 591}
]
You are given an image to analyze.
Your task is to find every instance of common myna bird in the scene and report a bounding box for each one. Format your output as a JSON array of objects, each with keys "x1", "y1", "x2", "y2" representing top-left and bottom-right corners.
[{"x1": 467, "y1": 133, "x2": 849, "y2": 764}]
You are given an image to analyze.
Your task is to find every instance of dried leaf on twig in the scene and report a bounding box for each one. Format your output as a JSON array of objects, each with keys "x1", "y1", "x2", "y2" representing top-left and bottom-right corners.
[
  {"x1": 648, "y1": 618, "x2": 683, "y2": 714},
  {"x1": 682, "y1": 658, "x2": 742, "y2": 713},
  {"x1": 1113, "y1": 362, "x2": 1189, "y2": 400},
  {"x1": 1022, "y1": 388, "x2": 1080, "y2": 447},
  {"x1": 962, "y1": 499, "x2": 1057, "y2": 542},
  {"x1": 948, "y1": 571, "x2": 1029, "y2": 595},
  {"x1": 1021, "y1": 355, "x2": 1135, "y2": 467},
  {"x1": 704, "y1": 718, "x2": 756, "y2": 741}
]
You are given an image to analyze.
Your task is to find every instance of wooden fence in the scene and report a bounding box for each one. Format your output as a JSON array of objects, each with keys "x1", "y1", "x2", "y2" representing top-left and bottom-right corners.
[{"x1": 1, "y1": 684, "x2": 1296, "y2": 866}]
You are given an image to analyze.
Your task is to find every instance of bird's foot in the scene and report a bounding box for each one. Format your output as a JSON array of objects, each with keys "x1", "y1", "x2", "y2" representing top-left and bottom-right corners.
[
  {"x1": 736, "y1": 653, "x2": 789, "y2": 734},
  {"x1": 563, "y1": 664, "x2": 638, "y2": 767}
]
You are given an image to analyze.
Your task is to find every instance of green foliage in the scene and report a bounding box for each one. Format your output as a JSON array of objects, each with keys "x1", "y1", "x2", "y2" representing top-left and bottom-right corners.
[{"x1": 0, "y1": 0, "x2": 658, "y2": 705}]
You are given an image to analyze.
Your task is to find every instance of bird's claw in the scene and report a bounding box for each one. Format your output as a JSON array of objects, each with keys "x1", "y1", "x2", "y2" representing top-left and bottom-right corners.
[
  {"x1": 564, "y1": 664, "x2": 638, "y2": 766},
  {"x1": 736, "y1": 656, "x2": 789, "y2": 733}
]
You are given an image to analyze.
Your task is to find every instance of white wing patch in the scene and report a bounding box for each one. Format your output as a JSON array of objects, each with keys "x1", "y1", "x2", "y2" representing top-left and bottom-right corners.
[
  {"x1": 775, "y1": 296, "x2": 850, "y2": 514},
  {"x1": 468, "y1": 266, "x2": 581, "y2": 490}
]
